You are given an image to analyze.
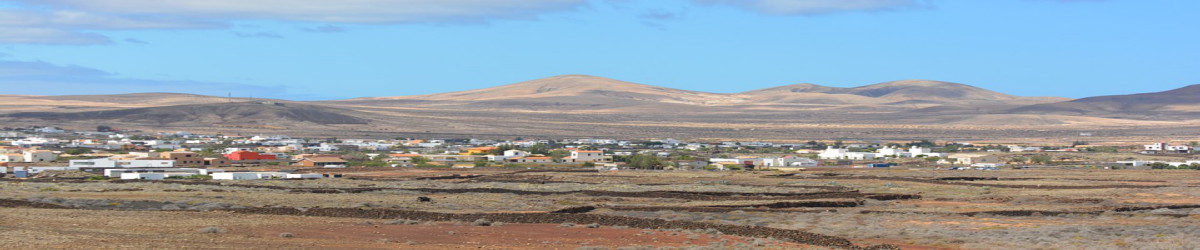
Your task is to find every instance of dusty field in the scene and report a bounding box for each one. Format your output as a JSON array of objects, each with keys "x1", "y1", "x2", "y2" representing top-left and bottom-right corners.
[{"x1": 2, "y1": 168, "x2": 1199, "y2": 249}]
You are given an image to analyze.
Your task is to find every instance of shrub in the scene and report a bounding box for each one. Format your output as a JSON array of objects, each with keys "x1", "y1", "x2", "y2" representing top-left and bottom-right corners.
[
  {"x1": 279, "y1": 232, "x2": 294, "y2": 238},
  {"x1": 471, "y1": 219, "x2": 493, "y2": 226},
  {"x1": 386, "y1": 219, "x2": 421, "y2": 225},
  {"x1": 198, "y1": 227, "x2": 227, "y2": 234},
  {"x1": 86, "y1": 176, "x2": 107, "y2": 181},
  {"x1": 166, "y1": 175, "x2": 213, "y2": 180}
]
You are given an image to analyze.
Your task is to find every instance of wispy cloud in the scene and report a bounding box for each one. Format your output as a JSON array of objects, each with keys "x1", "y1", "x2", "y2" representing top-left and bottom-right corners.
[
  {"x1": 0, "y1": 8, "x2": 222, "y2": 45},
  {"x1": 0, "y1": 60, "x2": 290, "y2": 97},
  {"x1": 0, "y1": 0, "x2": 590, "y2": 45},
  {"x1": 234, "y1": 31, "x2": 283, "y2": 39},
  {"x1": 123, "y1": 38, "x2": 148, "y2": 44},
  {"x1": 302, "y1": 24, "x2": 345, "y2": 33},
  {"x1": 638, "y1": 9, "x2": 683, "y2": 28},
  {"x1": 12, "y1": 0, "x2": 590, "y2": 23},
  {"x1": 694, "y1": 0, "x2": 926, "y2": 15}
]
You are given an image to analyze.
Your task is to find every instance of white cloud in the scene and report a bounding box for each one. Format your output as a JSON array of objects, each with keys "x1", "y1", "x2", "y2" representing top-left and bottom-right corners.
[
  {"x1": 0, "y1": 8, "x2": 222, "y2": 45},
  {"x1": 0, "y1": 60, "x2": 290, "y2": 97},
  {"x1": 695, "y1": 0, "x2": 925, "y2": 15},
  {"x1": 0, "y1": 0, "x2": 590, "y2": 44},
  {"x1": 14, "y1": 0, "x2": 590, "y2": 23},
  {"x1": 0, "y1": 27, "x2": 110, "y2": 45}
]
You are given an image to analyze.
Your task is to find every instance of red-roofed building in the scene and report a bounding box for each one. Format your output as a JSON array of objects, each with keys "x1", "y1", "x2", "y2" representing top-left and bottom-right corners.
[{"x1": 225, "y1": 150, "x2": 278, "y2": 161}]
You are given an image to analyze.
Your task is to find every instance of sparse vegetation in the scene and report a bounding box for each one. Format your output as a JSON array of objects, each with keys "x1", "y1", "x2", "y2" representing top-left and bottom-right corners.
[{"x1": 198, "y1": 226, "x2": 227, "y2": 234}]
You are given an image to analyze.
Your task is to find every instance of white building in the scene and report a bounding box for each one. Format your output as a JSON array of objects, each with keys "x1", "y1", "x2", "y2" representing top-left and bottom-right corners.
[
  {"x1": 70, "y1": 158, "x2": 176, "y2": 168},
  {"x1": 285, "y1": 173, "x2": 323, "y2": 179},
  {"x1": 761, "y1": 156, "x2": 818, "y2": 168},
  {"x1": 212, "y1": 172, "x2": 288, "y2": 180},
  {"x1": 34, "y1": 127, "x2": 65, "y2": 133},
  {"x1": 22, "y1": 150, "x2": 57, "y2": 162},
  {"x1": 105, "y1": 168, "x2": 222, "y2": 177},
  {"x1": 120, "y1": 172, "x2": 202, "y2": 180},
  {"x1": 1143, "y1": 143, "x2": 1192, "y2": 154},
  {"x1": 567, "y1": 150, "x2": 610, "y2": 162},
  {"x1": 11, "y1": 137, "x2": 61, "y2": 147},
  {"x1": 818, "y1": 147, "x2": 877, "y2": 160},
  {"x1": 222, "y1": 148, "x2": 255, "y2": 154},
  {"x1": 0, "y1": 154, "x2": 23, "y2": 162},
  {"x1": 503, "y1": 150, "x2": 528, "y2": 157}
]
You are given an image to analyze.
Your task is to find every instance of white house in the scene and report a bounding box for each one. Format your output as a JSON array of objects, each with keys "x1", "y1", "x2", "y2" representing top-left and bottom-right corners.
[
  {"x1": 1143, "y1": 143, "x2": 1192, "y2": 154},
  {"x1": 708, "y1": 158, "x2": 742, "y2": 165},
  {"x1": 908, "y1": 146, "x2": 944, "y2": 158},
  {"x1": 818, "y1": 147, "x2": 877, "y2": 160},
  {"x1": 818, "y1": 147, "x2": 848, "y2": 159},
  {"x1": 503, "y1": 150, "x2": 528, "y2": 157},
  {"x1": 761, "y1": 156, "x2": 818, "y2": 168},
  {"x1": 35, "y1": 127, "x2": 65, "y2": 133},
  {"x1": 212, "y1": 172, "x2": 288, "y2": 180},
  {"x1": 11, "y1": 137, "x2": 60, "y2": 147},
  {"x1": 120, "y1": 172, "x2": 202, "y2": 180},
  {"x1": 22, "y1": 150, "x2": 57, "y2": 162},
  {"x1": 285, "y1": 173, "x2": 323, "y2": 179},
  {"x1": 70, "y1": 158, "x2": 175, "y2": 168},
  {"x1": 0, "y1": 154, "x2": 23, "y2": 162},
  {"x1": 222, "y1": 148, "x2": 255, "y2": 154},
  {"x1": 104, "y1": 168, "x2": 222, "y2": 177},
  {"x1": 308, "y1": 143, "x2": 340, "y2": 152},
  {"x1": 945, "y1": 154, "x2": 1002, "y2": 165},
  {"x1": 567, "y1": 150, "x2": 610, "y2": 162},
  {"x1": 875, "y1": 146, "x2": 944, "y2": 158}
]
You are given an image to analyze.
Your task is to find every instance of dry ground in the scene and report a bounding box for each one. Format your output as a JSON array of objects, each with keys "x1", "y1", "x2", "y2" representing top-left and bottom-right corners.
[{"x1": 2, "y1": 168, "x2": 1199, "y2": 249}]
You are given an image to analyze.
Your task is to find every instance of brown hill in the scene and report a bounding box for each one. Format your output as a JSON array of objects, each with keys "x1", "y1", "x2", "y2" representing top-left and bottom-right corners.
[
  {"x1": 3, "y1": 101, "x2": 369, "y2": 126},
  {"x1": 740, "y1": 80, "x2": 1068, "y2": 105},
  {"x1": 350, "y1": 75, "x2": 740, "y2": 106},
  {"x1": 1009, "y1": 84, "x2": 1200, "y2": 118}
]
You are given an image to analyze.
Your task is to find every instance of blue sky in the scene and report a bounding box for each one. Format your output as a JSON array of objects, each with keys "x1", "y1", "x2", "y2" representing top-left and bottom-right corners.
[{"x1": 0, "y1": 0, "x2": 1196, "y2": 100}]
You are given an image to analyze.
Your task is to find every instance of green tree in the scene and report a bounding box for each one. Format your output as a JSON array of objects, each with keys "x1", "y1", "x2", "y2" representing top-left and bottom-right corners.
[
  {"x1": 64, "y1": 148, "x2": 91, "y2": 155},
  {"x1": 474, "y1": 158, "x2": 490, "y2": 168},
  {"x1": 343, "y1": 152, "x2": 370, "y2": 162},
  {"x1": 412, "y1": 156, "x2": 431, "y2": 164},
  {"x1": 488, "y1": 145, "x2": 516, "y2": 155},
  {"x1": 1030, "y1": 155, "x2": 1052, "y2": 164},
  {"x1": 624, "y1": 154, "x2": 665, "y2": 170},
  {"x1": 907, "y1": 139, "x2": 936, "y2": 148},
  {"x1": 548, "y1": 149, "x2": 570, "y2": 162},
  {"x1": 529, "y1": 144, "x2": 549, "y2": 155}
]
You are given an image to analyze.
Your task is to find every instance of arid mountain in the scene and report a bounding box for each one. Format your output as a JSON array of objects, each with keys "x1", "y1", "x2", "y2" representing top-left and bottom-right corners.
[
  {"x1": 739, "y1": 84, "x2": 884, "y2": 105},
  {"x1": 3, "y1": 101, "x2": 369, "y2": 126},
  {"x1": 0, "y1": 93, "x2": 265, "y2": 113},
  {"x1": 2, "y1": 75, "x2": 1196, "y2": 139},
  {"x1": 342, "y1": 76, "x2": 1065, "y2": 109},
  {"x1": 349, "y1": 75, "x2": 740, "y2": 107},
  {"x1": 740, "y1": 80, "x2": 1069, "y2": 105},
  {"x1": 1009, "y1": 84, "x2": 1200, "y2": 118}
]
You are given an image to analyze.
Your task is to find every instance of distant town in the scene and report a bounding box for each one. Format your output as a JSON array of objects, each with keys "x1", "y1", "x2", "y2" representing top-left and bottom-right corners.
[{"x1": 3, "y1": 125, "x2": 1197, "y2": 180}]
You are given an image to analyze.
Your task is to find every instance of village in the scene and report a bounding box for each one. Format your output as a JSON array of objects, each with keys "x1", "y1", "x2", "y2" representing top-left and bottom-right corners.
[{"x1": 1, "y1": 125, "x2": 1197, "y2": 180}]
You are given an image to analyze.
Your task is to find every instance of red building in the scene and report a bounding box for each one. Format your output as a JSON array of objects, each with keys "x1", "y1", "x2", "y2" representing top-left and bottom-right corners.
[{"x1": 224, "y1": 151, "x2": 277, "y2": 161}]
